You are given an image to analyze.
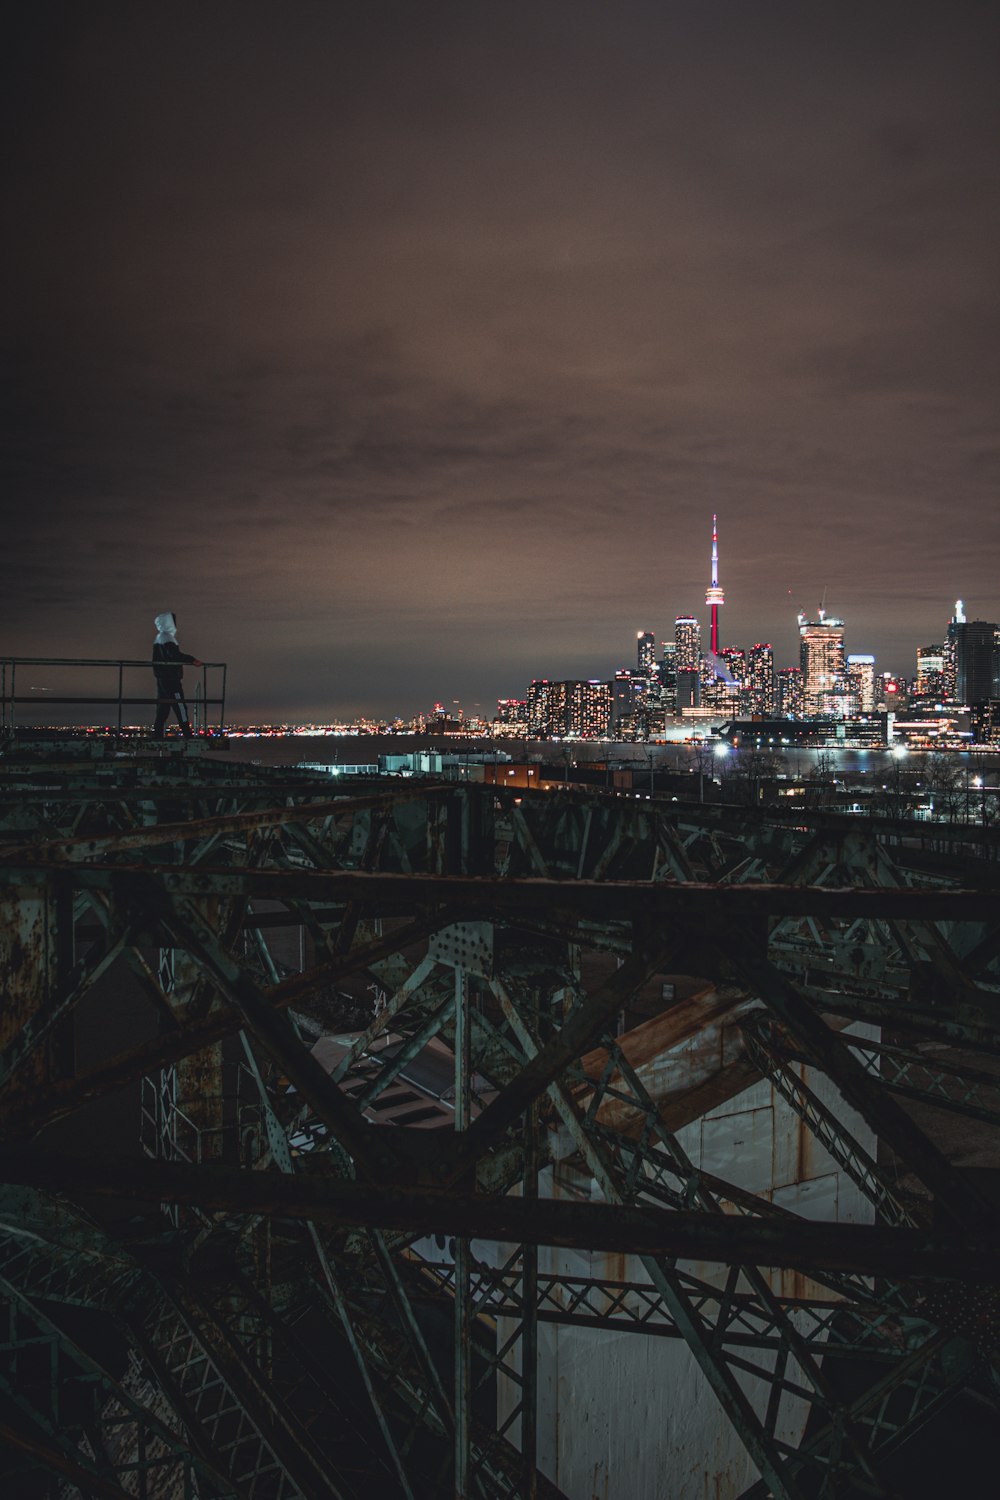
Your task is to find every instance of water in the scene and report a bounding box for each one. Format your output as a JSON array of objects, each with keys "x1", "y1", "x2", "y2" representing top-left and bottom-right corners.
[{"x1": 205, "y1": 734, "x2": 994, "y2": 787}]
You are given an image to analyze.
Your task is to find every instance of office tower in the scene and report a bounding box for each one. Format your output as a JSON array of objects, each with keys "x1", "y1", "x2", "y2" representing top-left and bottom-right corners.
[
  {"x1": 954, "y1": 617, "x2": 1000, "y2": 706},
  {"x1": 705, "y1": 646, "x2": 744, "y2": 713},
  {"x1": 915, "y1": 646, "x2": 945, "y2": 700},
  {"x1": 718, "y1": 647, "x2": 745, "y2": 683},
  {"x1": 637, "y1": 631, "x2": 657, "y2": 680},
  {"x1": 821, "y1": 686, "x2": 859, "y2": 719},
  {"x1": 705, "y1": 514, "x2": 724, "y2": 655},
  {"x1": 798, "y1": 610, "x2": 846, "y2": 716},
  {"x1": 612, "y1": 684, "x2": 646, "y2": 740},
  {"x1": 676, "y1": 669, "x2": 701, "y2": 711},
  {"x1": 746, "y1": 643, "x2": 775, "y2": 715},
  {"x1": 943, "y1": 601, "x2": 964, "y2": 699},
  {"x1": 675, "y1": 615, "x2": 701, "y2": 673},
  {"x1": 675, "y1": 614, "x2": 702, "y2": 711},
  {"x1": 879, "y1": 672, "x2": 906, "y2": 710},
  {"x1": 776, "y1": 666, "x2": 804, "y2": 718},
  {"x1": 660, "y1": 641, "x2": 678, "y2": 713},
  {"x1": 613, "y1": 670, "x2": 642, "y2": 732},
  {"x1": 846, "y1": 654, "x2": 876, "y2": 712}
]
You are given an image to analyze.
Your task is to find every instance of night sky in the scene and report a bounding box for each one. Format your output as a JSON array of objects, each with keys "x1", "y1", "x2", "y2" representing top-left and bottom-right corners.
[{"x1": 5, "y1": 3, "x2": 1000, "y2": 721}]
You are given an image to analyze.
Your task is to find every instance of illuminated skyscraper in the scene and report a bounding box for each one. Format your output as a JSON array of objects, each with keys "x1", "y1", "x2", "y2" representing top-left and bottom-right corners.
[
  {"x1": 915, "y1": 646, "x2": 945, "y2": 700},
  {"x1": 660, "y1": 641, "x2": 678, "y2": 712},
  {"x1": 954, "y1": 618, "x2": 1000, "y2": 706},
  {"x1": 943, "y1": 601, "x2": 964, "y2": 700},
  {"x1": 799, "y1": 610, "x2": 846, "y2": 716},
  {"x1": 776, "y1": 666, "x2": 804, "y2": 717},
  {"x1": 878, "y1": 673, "x2": 906, "y2": 711},
  {"x1": 637, "y1": 631, "x2": 657, "y2": 680},
  {"x1": 569, "y1": 680, "x2": 612, "y2": 738},
  {"x1": 746, "y1": 644, "x2": 775, "y2": 715},
  {"x1": 527, "y1": 680, "x2": 554, "y2": 737},
  {"x1": 528, "y1": 679, "x2": 611, "y2": 737},
  {"x1": 709, "y1": 647, "x2": 744, "y2": 713},
  {"x1": 674, "y1": 615, "x2": 701, "y2": 710},
  {"x1": 718, "y1": 647, "x2": 745, "y2": 683},
  {"x1": 495, "y1": 698, "x2": 528, "y2": 733},
  {"x1": 675, "y1": 615, "x2": 701, "y2": 672},
  {"x1": 846, "y1": 654, "x2": 876, "y2": 712},
  {"x1": 705, "y1": 514, "x2": 724, "y2": 655}
]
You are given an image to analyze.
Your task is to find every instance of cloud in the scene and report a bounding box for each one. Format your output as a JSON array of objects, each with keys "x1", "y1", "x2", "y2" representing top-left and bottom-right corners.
[{"x1": 3, "y1": 3, "x2": 1000, "y2": 716}]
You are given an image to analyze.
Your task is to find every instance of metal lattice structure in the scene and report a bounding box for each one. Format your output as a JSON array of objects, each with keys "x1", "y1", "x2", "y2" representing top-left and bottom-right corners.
[{"x1": 1, "y1": 745, "x2": 999, "y2": 1497}]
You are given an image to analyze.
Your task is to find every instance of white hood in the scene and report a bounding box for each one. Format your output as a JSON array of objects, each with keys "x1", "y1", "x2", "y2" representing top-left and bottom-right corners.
[{"x1": 154, "y1": 612, "x2": 177, "y2": 645}]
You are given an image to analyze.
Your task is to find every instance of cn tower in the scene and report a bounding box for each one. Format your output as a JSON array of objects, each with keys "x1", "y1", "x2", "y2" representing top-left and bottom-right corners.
[{"x1": 705, "y1": 513, "x2": 724, "y2": 655}]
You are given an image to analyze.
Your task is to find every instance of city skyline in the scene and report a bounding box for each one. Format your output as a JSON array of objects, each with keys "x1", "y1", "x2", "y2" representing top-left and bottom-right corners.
[{"x1": 5, "y1": 5, "x2": 1000, "y2": 721}]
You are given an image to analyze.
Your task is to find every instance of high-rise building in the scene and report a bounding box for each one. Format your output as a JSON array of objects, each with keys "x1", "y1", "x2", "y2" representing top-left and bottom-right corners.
[
  {"x1": 706, "y1": 646, "x2": 744, "y2": 713},
  {"x1": 954, "y1": 618, "x2": 1000, "y2": 706},
  {"x1": 676, "y1": 670, "x2": 701, "y2": 711},
  {"x1": 718, "y1": 646, "x2": 745, "y2": 681},
  {"x1": 566, "y1": 680, "x2": 611, "y2": 738},
  {"x1": 675, "y1": 615, "x2": 701, "y2": 673},
  {"x1": 496, "y1": 698, "x2": 527, "y2": 725},
  {"x1": 776, "y1": 666, "x2": 804, "y2": 718},
  {"x1": 746, "y1": 644, "x2": 775, "y2": 716},
  {"x1": 799, "y1": 611, "x2": 846, "y2": 716},
  {"x1": 878, "y1": 672, "x2": 906, "y2": 712},
  {"x1": 612, "y1": 670, "x2": 642, "y2": 733},
  {"x1": 659, "y1": 641, "x2": 678, "y2": 713},
  {"x1": 495, "y1": 699, "x2": 528, "y2": 737},
  {"x1": 528, "y1": 679, "x2": 611, "y2": 738},
  {"x1": 943, "y1": 601, "x2": 964, "y2": 699},
  {"x1": 820, "y1": 687, "x2": 859, "y2": 719},
  {"x1": 675, "y1": 617, "x2": 701, "y2": 713},
  {"x1": 971, "y1": 700, "x2": 1000, "y2": 747},
  {"x1": 915, "y1": 646, "x2": 945, "y2": 700},
  {"x1": 705, "y1": 514, "x2": 724, "y2": 655},
  {"x1": 846, "y1": 654, "x2": 876, "y2": 712},
  {"x1": 636, "y1": 631, "x2": 657, "y2": 680},
  {"x1": 527, "y1": 680, "x2": 554, "y2": 737}
]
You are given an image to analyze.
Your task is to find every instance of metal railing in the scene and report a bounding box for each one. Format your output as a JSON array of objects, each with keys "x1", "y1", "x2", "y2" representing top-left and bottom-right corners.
[{"x1": 0, "y1": 657, "x2": 227, "y2": 734}]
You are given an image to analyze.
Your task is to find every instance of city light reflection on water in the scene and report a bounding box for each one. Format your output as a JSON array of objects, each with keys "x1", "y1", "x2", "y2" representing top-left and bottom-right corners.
[{"x1": 203, "y1": 734, "x2": 994, "y2": 783}]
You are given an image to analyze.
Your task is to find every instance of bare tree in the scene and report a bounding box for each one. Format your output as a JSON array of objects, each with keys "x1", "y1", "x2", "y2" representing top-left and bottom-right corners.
[{"x1": 721, "y1": 745, "x2": 787, "y2": 806}]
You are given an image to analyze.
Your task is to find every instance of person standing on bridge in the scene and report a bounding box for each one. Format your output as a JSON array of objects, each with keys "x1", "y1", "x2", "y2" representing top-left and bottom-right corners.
[{"x1": 152, "y1": 612, "x2": 202, "y2": 740}]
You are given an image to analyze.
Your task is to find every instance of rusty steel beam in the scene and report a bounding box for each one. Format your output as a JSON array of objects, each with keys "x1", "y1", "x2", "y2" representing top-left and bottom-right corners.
[
  {"x1": 121, "y1": 880, "x2": 400, "y2": 1181},
  {"x1": 4, "y1": 763, "x2": 1000, "y2": 1497},
  {"x1": 444, "y1": 938, "x2": 680, "y2": 1182},
  {"x1": 0, "y1": 914, "x2": 446, "y2": 1137},
  {"x1": 0, "y1": 786, "x2": 454, "y2": 862},
  {"x1": 0, "y1": 1416, "x2": 140, "y2": 1500},
  {"x1": 3, "y1": 862, "x2": 1000, "y2": 922},
  {"x1": 4, "y1": 1149, "x2": 1000, "y2": 1283},
  {"x1": 722, "y1": 931, "x2": 999, "y2": 1230}
]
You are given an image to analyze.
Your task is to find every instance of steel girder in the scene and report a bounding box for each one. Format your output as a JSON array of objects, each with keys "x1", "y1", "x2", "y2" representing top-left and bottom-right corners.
[{"x1": 0, "y1": 753, "x2": 999, "y2": 1498}]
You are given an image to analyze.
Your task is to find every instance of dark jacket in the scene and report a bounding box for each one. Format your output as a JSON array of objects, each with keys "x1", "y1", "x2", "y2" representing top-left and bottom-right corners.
[{"x1": 152, "y1": 639, "x2": 196, "y2": 691}]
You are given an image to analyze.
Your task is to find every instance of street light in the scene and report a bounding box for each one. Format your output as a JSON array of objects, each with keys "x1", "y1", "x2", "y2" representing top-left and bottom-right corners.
[
  {"x1": 972, "y1": 774, "x2": 986, "y2": 824},
  {"x1": 891, "y1": 741, "x2": 908, "y2": 813}
]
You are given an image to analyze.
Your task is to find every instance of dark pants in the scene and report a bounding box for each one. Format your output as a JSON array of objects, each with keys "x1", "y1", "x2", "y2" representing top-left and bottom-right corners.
[{"x1": 154, "y1": 688, "x2": 192, "y2": 738}]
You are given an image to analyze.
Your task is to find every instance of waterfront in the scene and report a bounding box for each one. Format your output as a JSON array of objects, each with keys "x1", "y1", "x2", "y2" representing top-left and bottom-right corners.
[{"x1": 206, "y1": 733, "x2": 998, "y2": 786}]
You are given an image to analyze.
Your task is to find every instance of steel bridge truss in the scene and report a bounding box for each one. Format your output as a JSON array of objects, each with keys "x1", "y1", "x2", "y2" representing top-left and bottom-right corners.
[{"x1": 1, "y1": 753, "x2": 999, "y2": 1498}]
